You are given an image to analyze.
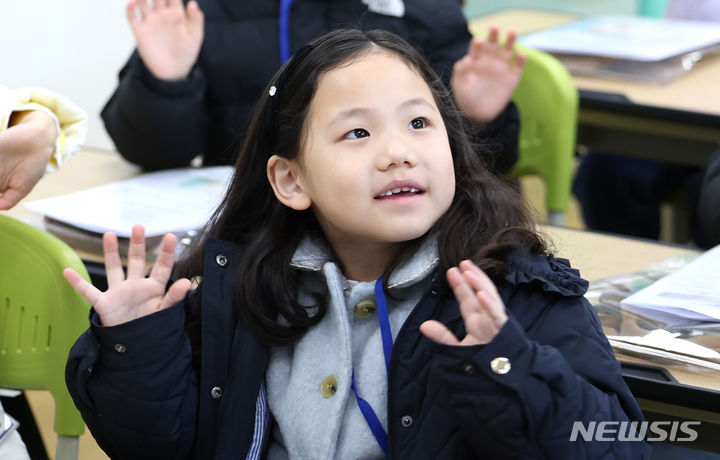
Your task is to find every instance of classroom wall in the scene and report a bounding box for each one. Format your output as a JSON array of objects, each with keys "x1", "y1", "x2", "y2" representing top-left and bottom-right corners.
[{"x1": 0, "y1": 0, "x2": 135, "y2": 150}]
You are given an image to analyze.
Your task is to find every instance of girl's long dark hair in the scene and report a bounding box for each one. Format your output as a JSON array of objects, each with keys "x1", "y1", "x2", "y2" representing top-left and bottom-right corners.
[{"x1": 176, "y1": 28, "x2": 546, "y2": 348}]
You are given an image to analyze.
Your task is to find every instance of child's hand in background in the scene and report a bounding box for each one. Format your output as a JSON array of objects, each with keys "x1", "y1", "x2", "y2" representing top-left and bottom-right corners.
[
  {"x1": 63, "y1": 224, "x2": 191, "y2": 327},
  {"x1": 126, "y1": 0, "x2": 204, "y2": 81},
  {"x1": 420, "y1": 260, "x2": 507, "y2": 346},
  {"x1": 451, "y1": 26, "x2": 525, "y2": 123}
]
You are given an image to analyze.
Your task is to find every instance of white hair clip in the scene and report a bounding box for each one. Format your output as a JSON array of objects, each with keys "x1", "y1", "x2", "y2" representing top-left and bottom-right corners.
[{"x1": 269, "y1": 86, "x2": 277, "y2": 97}]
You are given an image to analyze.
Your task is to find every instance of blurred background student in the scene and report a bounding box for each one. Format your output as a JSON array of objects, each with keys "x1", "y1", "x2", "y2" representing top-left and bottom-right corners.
[
  {"x1": 573, "y1": 0, "x2": 720, "y2": 249},
  {"x1": 102, "y1": 0, "x2": 525, "y2": 174}
]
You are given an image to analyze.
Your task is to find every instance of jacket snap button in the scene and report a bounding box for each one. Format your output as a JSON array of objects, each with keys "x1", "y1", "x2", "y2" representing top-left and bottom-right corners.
[
  {"x1": 354, "y1": 299, "x2": 377, "y2": 318},
  {"x1": 215, "y1": 254, "x2": 228, "y2": 267},
  {"x1": 211, "y1": 386, "x2": 223, "y2": 399},
  {"x1": 490, "y1": 357, "x2": 511, "y2": 375},
  {"x1": 401, "y1": 415, "x2": 413, "y2": 427},
  {"x1": 320, "y1": 375, "x2": 338, "y2": 398},
  {"x1": 462, "y1": 363, "x2": 477, "y2": 375},
  {"x1": 113, "y1": 344, "x2": 126, "y2": 353}
]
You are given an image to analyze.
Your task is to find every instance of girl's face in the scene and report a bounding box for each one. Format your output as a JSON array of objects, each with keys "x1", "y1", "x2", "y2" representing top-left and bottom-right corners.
[{"x1": 276, "y1": 50, "x2": 455, "y2": 256}]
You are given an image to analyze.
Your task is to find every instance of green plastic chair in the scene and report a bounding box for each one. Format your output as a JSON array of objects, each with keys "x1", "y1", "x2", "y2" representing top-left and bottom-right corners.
[
  {"x1": 508, "y1": 44, "x2": 579, "y2": 226},
  {"x1": 0, "y1": 214, "x2": 90, "y2": 460}
]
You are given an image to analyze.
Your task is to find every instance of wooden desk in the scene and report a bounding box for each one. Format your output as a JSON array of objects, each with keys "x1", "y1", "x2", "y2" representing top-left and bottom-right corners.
[{"x1": 470, "y1": 9, "x2": 720, "y2": 167}]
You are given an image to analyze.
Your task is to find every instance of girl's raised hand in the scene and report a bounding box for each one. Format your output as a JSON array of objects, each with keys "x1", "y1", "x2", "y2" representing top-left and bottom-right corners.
[
  {"x1": 450, "y1": 26, "x2": 526, "y2": 123},
  {"x1": 420, "y1": 260, "x2": 507, "y2": 346},
  {"x1": 126, "y1": 0, "x2": 204, "y2": 81},
  {"x1": 63, "y1": 225, "x2": 192, "y2": 327}
]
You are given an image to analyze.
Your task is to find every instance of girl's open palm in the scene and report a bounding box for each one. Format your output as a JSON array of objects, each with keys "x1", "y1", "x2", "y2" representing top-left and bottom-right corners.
[
  {"x1": 420, "y1": 260, "x2": 508, "y2": 346},
  {"x1": 63, "y1": 225, "x2": 191, "y2": 327},
  {"x1": 126, "y1": 0, "x2": 204, "y2": 81},
  {"x1": 451, "y1": 26, "x2": 526, "y2": 123}
]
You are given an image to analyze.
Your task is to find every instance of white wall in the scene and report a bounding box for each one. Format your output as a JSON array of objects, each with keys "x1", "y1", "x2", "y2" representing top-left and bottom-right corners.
[{"x1": 0, "y1": 0, "x2": 135, "y2": 150}]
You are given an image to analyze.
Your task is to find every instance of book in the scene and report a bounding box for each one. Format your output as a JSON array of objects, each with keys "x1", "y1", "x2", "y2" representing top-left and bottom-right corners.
[
  {"x1": 24, "y1": 166, "x2": 233, "y2": 257},
  {"x1": 519, "y1": 16, "x2": 720, "y2": 83},
  {"x1": 620, "y1": 244, "x2": 720, "y2": 325}
]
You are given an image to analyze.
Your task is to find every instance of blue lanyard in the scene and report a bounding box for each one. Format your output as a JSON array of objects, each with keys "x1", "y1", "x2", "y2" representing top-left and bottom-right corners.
[
  {"x1": 352, "y1": 276, "x2": 394, "y2": 459},
  {"x1": 279, "y1": 0, "x2": 294, "y2": 64}
]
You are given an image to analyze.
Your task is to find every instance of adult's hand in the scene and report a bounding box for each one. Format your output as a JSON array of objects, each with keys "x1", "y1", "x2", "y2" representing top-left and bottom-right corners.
[
  {"x1": 0, "y1": 110, "x2": 57, "y2": 210},
  {"x1": 64, "y1": 225, "x2": 192, "y2": 327},
  {"x1": 126, "y1": 0, "x2": 205, "y2": 81},
  {"x1": 451, "y1": 26, "x2": 526, "y2": 123}
]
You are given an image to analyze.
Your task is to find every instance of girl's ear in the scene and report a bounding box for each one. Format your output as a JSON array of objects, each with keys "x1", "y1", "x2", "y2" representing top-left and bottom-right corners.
[{"x1": 267, "y1": 155, "x2": 312, "y2": 210}]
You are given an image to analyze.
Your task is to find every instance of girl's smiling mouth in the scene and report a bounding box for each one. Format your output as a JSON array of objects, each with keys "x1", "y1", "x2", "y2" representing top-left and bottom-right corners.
[{"x1": 374, "y1": 180, "x2": 425, "y2": 199}]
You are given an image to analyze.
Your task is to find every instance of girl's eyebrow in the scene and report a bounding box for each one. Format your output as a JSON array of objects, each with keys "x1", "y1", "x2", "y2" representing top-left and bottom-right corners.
[
  {"x1": 399, "y1": 97, "x2": 437, "y2": 113},
  {"x1": 328, "y1": 97, "x2": 437, "y2": 127}
]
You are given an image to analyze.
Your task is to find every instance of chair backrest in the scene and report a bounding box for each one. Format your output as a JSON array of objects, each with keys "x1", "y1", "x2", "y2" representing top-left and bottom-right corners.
[
  {"x1": 0, "y1": 214, "x2": 90, "y2": 459},
  {"x1": 508, "y1": 44, "x2": 579, "y2": 225}
]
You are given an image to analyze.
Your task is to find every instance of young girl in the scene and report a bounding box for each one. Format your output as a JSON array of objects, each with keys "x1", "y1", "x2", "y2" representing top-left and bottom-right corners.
[{"x1": 64, "y1": 29, "x2": 651, "y2": 459}]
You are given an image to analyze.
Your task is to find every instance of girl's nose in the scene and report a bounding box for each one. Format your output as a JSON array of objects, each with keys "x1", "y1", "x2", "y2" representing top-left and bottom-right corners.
[{"x1": 378, "y1": 137, "x2": 416, "y2": 170}]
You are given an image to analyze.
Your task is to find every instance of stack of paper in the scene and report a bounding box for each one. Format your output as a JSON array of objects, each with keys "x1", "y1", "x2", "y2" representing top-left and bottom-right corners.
[
  {"x1": 24, "y1": 166, "x2": 233, "y2": 256},
  {"x1": 519, "y1": 16, "x2": 720, "y2": 83},
  {"x1": 620, "y1": 244, "x2": 720, "y2": 326}
]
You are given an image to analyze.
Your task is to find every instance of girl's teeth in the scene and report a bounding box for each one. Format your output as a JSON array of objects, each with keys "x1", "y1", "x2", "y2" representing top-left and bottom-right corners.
[{"x1": 379, "y1": 187, "x2": 421, "y2": 197}]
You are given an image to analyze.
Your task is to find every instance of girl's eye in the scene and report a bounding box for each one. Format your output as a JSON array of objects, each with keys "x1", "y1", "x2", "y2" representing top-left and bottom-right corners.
[
  {"x1": 344, "y1": 128, "x2": 370, "y2": 139},
  {"x1": 408, "y1": 118, "x2": 428, "y2": 130}
]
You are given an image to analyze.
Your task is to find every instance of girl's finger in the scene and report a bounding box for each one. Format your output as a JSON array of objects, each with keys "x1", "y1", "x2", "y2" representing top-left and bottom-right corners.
[
  {"x1": 158, "y1": 278, "x2": 192, "y2": 310},
  {"x1": 513, "y1": 51, "x2": 527, "y2": 70},
  {"x1": 137, "y1": 0, "x2": 151, "y2": 18},
  {"x1": 126, "y1": 224, "x2": 147, "y2": 279},
  {"x1": 476, "y1": 290, "x2": 507, "y2": 328},
  {"x1": 63, "y1": 268, "x2": 102, "y2": 306},
  {"x1": 460, "y1": 260, "x2": 502, "y2": 305},
  {"x1": 487, "y1": 26, "x2": 500, "y2": 45},
  {"x1": 503, "y1": 29, "x2": 518, "y2": 51},
  {"x1": 447, "y1": 267, "x2": 480, "y2": 310},
  {"x1": 419, "y1": 320, "x2": 461, "y2": 346},
  {"x1": 149, "y1": 233, "x2": 178, "y2": 284},
  {"x1": 468, "y1": 37, "x2": 484, "y2": 60},
  {"x1": 187, "y1": 1, "x2": 205, "y2": 34},
  {"x1": 103, "y1": 232, "x2": 125, "y2": 287},
  {"x1": 167, "y1": 0, "x2": 183, "y2": 9},
  {"x1": 126, "y1": 0, "x2": 140, "y2": 26}
]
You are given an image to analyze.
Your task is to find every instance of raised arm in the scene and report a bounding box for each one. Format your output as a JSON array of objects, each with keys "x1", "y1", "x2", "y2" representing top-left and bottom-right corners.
[
  {"x1": 421, "y1": 21, "x2": 522, "y2": 174},
  {"x1": 103, "y1": 0, "x2": 208, "y2": 170},
  {"x1": 65, "y1": 226, "x2": 197, "y2": 459},
  {"x1": 423, "y1": 261, "x2": 651, "y2": 458}
]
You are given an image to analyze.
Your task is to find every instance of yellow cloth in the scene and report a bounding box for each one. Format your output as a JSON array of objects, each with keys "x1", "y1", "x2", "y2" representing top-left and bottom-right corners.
[{"x1": 0, "y1": 85, "x2": 88, "y2": 172}]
